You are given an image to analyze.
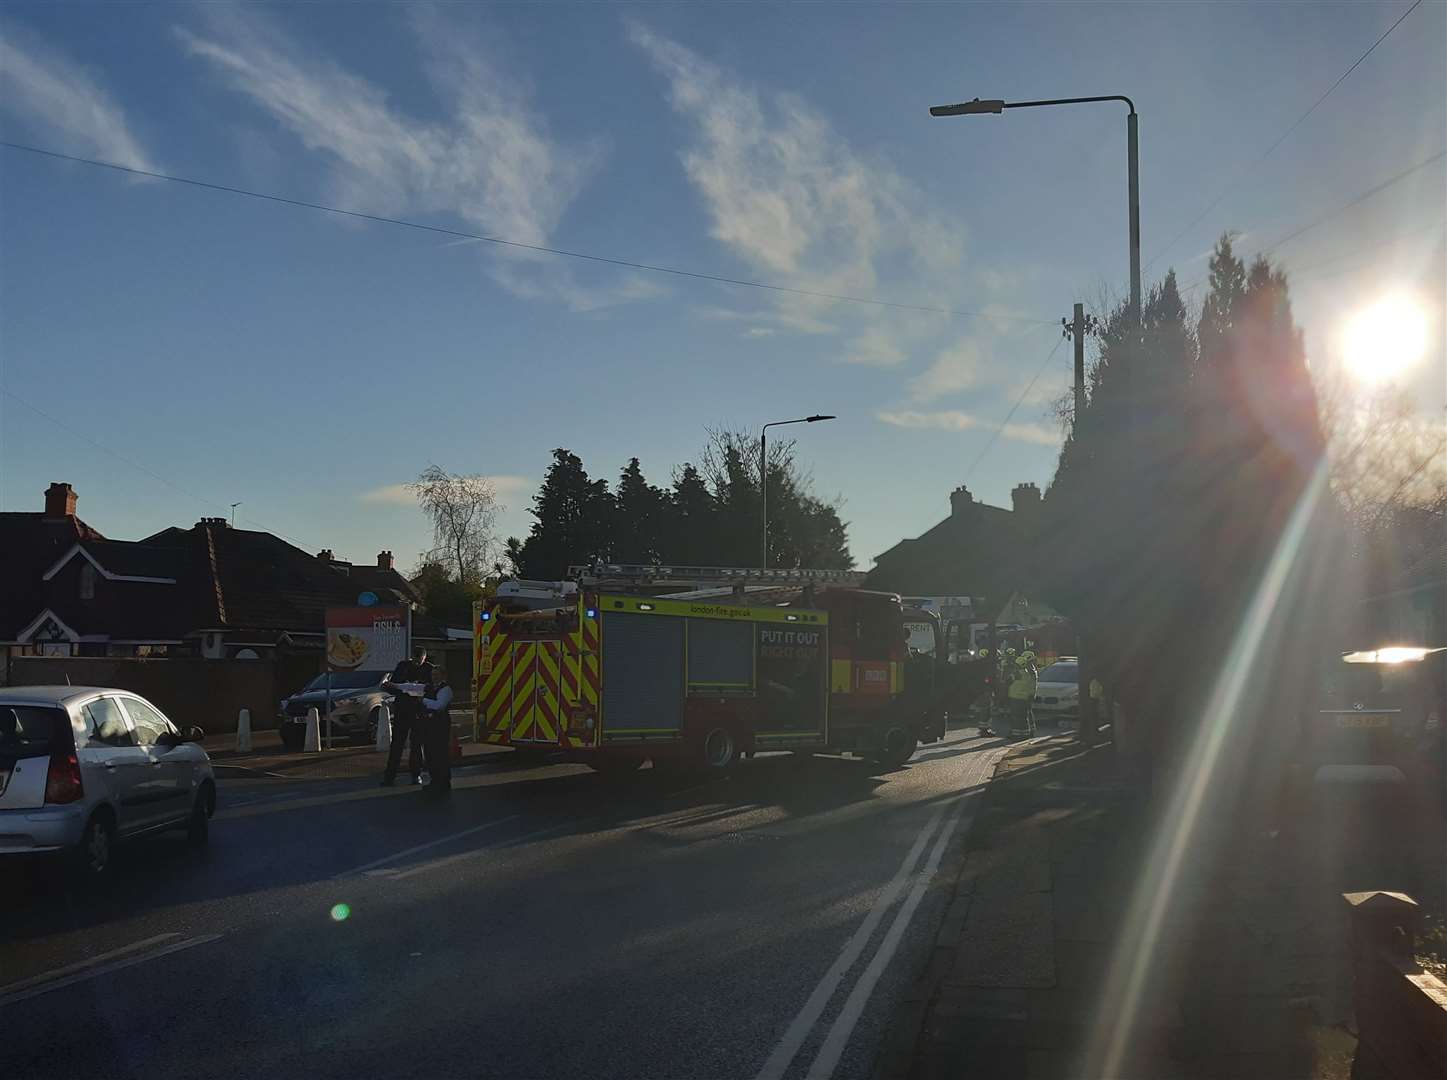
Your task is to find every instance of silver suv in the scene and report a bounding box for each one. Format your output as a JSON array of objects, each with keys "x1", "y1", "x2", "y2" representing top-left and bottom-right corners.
[{"x1": 0, "y1": 686, "x2": 215, "y2": 879}]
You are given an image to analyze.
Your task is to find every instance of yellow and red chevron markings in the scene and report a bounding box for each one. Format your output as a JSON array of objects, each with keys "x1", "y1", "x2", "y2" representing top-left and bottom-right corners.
[{"x1": 478, "y1": 604, "x2": 601, "y2": 748}]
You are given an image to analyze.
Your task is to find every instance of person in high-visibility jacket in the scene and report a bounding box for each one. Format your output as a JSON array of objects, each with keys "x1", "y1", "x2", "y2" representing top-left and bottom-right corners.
[{"x1": 1007, "y1": 654, "x2": 1038, "y2": 735}]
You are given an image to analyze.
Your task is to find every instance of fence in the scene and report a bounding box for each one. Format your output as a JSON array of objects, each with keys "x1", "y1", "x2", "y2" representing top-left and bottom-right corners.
[
  {"x1": 1344, "y1": 890, "x2": 1447, "y2": 1080},
  {"x1": 7, "y1": 655, "x2": 316, "y2": 734}
]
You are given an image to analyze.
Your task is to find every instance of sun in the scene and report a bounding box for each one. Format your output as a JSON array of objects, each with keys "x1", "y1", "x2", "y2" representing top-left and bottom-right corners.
[{"x1": 1340, "y1": 293, "x2": 1431, "y2": 385}]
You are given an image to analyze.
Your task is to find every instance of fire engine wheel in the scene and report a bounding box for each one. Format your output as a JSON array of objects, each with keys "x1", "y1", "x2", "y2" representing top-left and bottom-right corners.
[
  {"x1": 876, "y1": 725, "x2": 917, "y2": 768},
  {"x1": 701, "y1": 727, "x2": 737, "y2": 771}
]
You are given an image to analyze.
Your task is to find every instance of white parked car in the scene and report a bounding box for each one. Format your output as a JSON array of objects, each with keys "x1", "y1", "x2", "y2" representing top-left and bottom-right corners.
[
  {"x1": 0, "y1": 686, "x2": 215, "y2": 879},
  {"x1": 1033, "y1": 659, "x2": 1081, "y2": 724}
]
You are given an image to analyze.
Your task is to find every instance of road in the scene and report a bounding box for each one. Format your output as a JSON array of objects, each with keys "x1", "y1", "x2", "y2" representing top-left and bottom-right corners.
[{"x1": 2, "y1": 727, "x2": 1008, "y2": 1080}]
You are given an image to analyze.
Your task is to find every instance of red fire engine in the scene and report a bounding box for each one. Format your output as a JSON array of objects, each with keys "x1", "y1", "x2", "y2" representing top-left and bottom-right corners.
[{"x1": 473, "y1": 565, "x2": 961, "y2": 773}]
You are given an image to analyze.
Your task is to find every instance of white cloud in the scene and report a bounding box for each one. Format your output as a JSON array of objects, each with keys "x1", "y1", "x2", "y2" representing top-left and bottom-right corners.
[
  {"x1": 358, "y1": 483, "x2": 417, "y2": 506},
  {"x1": 488, "y1": 474, "x2": 532, "y2": 498},
  {"x1": 908, "y1": 340, "x2": 982, "y2": 400},
  {"x1": 1000, "y1": 420, "x2": 1063, "y2": 447},
  {"x1": 878, "y1": 410, "x2": 984, "y2": 432},
  {"x1": 877, "y1": 410, "x2": 1061, "y2": 447},
  {"x1": 359, "y1": 474, "x2": 531, "y2": 507},
  {"x1": 178, "y1": 8, "x2": 647, "y2": 311},
  {"x1": 630, "y1": 22, "x2": 962, "y2": 340},
  {"x1": 0, "y1": 22, "x2": 155, "y2": 171},
  {"x1": 744, "y1": 327, "x2": 775, "y2": 339},
  {"x1": 844, "y1": 328, "x2": 905, "y2": 368}
]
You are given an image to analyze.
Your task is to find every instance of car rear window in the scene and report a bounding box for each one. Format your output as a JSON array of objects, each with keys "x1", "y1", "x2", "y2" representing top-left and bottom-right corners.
[
  {"x1": 1041, "y1": 663, "x2": 1078, "y2": 682},
  {"x1": 0, "y1": 705, "x2": 72, "y2": 760},
  {"x1": 302, "y1": 671, "x2": 387, "y2": 692}
]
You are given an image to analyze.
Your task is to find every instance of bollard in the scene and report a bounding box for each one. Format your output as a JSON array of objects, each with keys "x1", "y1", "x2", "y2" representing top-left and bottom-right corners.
[
  {"x1": 235, "y1": 707, "x2": 253, "y2": 752},
  {"x1": 303, "y1": 706, "x2": 322, "y2": 752},
  {"x1": 374, "y1": 703, "x2": 391, "y2": 753}
]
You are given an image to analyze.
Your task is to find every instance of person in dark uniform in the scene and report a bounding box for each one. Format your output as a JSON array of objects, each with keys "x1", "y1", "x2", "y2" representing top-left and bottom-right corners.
[
  {"x1": 380, "y1": 645, "x2": 435, "y2": 786},
  {"x1": 421, "y1": 666, "x2": 453, "y2": 797}
]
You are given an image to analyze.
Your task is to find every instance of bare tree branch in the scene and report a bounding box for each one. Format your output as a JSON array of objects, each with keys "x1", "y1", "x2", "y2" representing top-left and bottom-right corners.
[{"x1": 409, "y1": 464, "x2": 501, "y2": 585}]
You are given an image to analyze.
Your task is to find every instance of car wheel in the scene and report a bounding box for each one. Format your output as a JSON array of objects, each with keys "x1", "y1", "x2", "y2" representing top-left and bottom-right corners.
[
  {"x1": 187, "y1": 784, "x2": 214, "y2": 846},
  {"x1": 71, "y1": 811, "x2": 116, "y2": 881}
]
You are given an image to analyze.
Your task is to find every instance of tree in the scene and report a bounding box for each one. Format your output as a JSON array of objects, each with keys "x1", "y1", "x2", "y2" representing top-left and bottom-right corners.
[
  {"x1": 411, "y1": 465, "x2": 500, "y2": 586},
  {"x1": 1318, "y1": 378, "x2": 1447, "y2": 522},
  {"x1": 507, "y1": 449, "x2": 615, "y2": 579},
  {"x1": 661, "y1": 463, "x2": 718, "y2": 565},
  {"x1": 700, "y1": 427, "x2": 853, "y2": 568},
  {"x1": 1039, "y1": 237, "x2": 1329, "y2": 789},
  {"x1": 410, "y1": 559, "x2": 481, "y2": 627},
  {"x1": 613, "y1": 458, "x2": 666, "y2": 564},
  {"x1": 505, "y1": 435, "x2": 853, "y2": 576}
]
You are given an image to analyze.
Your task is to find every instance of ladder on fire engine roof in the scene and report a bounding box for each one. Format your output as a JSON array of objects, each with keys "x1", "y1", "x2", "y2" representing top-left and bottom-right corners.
[{"x1": 567, "y1": 563, "x2": 867, "y2": 591}]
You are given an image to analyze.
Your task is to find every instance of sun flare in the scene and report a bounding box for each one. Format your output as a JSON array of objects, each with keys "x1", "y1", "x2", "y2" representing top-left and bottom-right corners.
[{"x1": 1340, "y1": 293, "x2": 1431, "y2": 385}]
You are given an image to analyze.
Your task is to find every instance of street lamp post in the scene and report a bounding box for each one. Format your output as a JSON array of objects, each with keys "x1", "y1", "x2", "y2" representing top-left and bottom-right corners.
[
  {"x1": 761, "y1": 414, "x2": 835, "y2": 569},
  {"x1": 929, "y1": 95, "x2": 1140, "y2": 325}
]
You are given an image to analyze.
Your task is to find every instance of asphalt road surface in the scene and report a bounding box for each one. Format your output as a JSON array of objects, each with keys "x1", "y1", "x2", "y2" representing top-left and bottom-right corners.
[{"x1": 3, "y1": 728, "x2": 1008, "y2": 1080}]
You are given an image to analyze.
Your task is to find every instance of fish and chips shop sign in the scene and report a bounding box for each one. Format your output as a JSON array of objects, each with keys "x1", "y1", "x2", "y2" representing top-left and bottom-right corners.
[{"x1": 325, "y1": 605, "x2": 410, "y2": 672}]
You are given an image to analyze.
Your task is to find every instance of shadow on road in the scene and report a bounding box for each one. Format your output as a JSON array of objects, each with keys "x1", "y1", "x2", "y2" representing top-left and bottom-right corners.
[{"x1": 0, "y1": 743, "x2": 947, "y2": 949}]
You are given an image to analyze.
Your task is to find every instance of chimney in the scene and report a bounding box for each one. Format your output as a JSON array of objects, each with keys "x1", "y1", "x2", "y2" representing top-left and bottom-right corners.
[
  {"x1": 44, "y1": 482, "x2": 77, "y2": 519},
  {"x1": 317, "y1": 549, "x2": 335, "y2": 562},
  {"x1": 1011, "y1": 482, "x2": 1042, "y2": 514},
  {"x1": 197, "y1": 517, "x2": 230, "y2": 529},
  {"x1": 949, "y1": 485, "x2": 973, "y2": 517},
  {"x1": 377, "y1": 550, "x2": 394, "y2": 572}
]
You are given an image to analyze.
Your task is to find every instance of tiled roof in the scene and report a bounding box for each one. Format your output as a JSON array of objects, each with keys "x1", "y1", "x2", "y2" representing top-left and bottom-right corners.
[
  {"x1": 350, "y1": 565, "x2": 422, "y2": 605},
  {"x1": 0, "y1": 513, "x2": 105, "y2": 639},
  {"x1": 866, "y1": 500, "x2": 1028, "y2": 599},
  {"x1": 68, "y1": 540, "x2": 184, "y2": 580},
  {"x1": 6, "y1": 507, "x2": 435, "y2": 644}
]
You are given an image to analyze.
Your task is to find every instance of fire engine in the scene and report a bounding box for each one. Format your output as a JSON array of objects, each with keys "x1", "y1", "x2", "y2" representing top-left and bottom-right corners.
[{"x1": 473, "y1": 564, "x2": 966, "y2": 773}]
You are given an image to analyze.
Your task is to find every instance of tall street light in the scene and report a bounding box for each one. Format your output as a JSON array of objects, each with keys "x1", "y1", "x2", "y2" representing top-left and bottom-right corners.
[
  {"x1": 929, "y1": 95, "x2": 1140, "y2": 325},
  {"x1": 761, "y1": 414, "x2": 835, "y2": 569}
]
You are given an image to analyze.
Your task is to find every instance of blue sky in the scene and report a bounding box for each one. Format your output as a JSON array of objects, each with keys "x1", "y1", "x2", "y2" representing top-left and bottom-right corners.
[{"x1": 2, "y1": 1, "x2": 1443, "y2": 572}]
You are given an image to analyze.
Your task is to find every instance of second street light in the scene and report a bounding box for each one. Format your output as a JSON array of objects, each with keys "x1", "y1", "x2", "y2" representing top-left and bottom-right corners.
[
  {"x1": 761, "y1": 414, "x2": 835, "y2": 569},
  {"x1": 929, "y1": 94, "x2": 1141, "y2": 325}
]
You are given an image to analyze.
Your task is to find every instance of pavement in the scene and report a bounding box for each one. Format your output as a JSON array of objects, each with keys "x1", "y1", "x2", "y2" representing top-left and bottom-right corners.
[
  {"x1": 203, "y1": 711, "x2": 502, "y2": 779},
  {"x1": 868, "y1": 734, "x2": 1446, "y2": 1080},
  {"x1": 1, "y1": 724, "x2": 1011, "y2": 1080}
]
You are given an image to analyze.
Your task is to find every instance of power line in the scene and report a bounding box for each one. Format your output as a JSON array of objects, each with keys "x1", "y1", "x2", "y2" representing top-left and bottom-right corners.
[
  {"x1": 1285, "y1": 218, "x2": 1447, "y2": 279},
  {"x1": 0, "y1": 139, "x2": 1056, "y2": 328},
  {"x1": 1178, "y1": 148, "x2": 1446, "y2": 294},
  {"x1": 1145, "y1": 0, "x2": 1425, "y2": 273},
  {"x1": 1258, "y1": 149, "x2": 1444, "y2": 258},
  {"x1": 964, "y1": 335, "x2": 1066, "y2": 483},
  {"x1": 1, "y1": 387, "x2": 318, "y2": 551}
]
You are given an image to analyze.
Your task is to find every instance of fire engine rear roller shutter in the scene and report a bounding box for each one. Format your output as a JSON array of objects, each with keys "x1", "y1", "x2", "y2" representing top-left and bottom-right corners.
[
  {"x1": 602, "y1": 612, "x2": 684, "y2": 732},
  {"x1": 686, "y1": 617, "x2": 753, "y2": 690}
]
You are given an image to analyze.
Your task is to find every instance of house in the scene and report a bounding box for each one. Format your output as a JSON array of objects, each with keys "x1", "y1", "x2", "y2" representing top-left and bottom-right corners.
[
  {"x1": 0, "y1": 482, "x2": 436, "y2": 682},
  {"x1": 866, "y1": 482, "x2": 1046, "y2": 619}
]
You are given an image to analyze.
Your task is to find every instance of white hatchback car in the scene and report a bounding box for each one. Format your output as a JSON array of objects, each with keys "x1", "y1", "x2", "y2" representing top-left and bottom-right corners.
[{"x1": 0, "y1": 686, "x2": 215, "y2": 879}]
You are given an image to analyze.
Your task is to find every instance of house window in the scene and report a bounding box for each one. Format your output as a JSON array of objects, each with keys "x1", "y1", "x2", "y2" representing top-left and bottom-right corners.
[{"x1": 79, "y1": 563, "x2": 97, "y2": 600}]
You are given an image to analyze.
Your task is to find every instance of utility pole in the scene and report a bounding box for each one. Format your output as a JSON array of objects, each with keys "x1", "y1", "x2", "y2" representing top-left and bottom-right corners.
[{"x1": 1062, "y1": 304, "x2": 1099, "y2": 744}]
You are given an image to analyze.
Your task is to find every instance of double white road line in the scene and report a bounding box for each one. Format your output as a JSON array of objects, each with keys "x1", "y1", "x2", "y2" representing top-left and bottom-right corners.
[
  {"x1": 756, "y1": 745, "x2": 998, "y2": 1080},
  {"x1": 0, "y1": 932, "x2": 223, "y2": 1008}
]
